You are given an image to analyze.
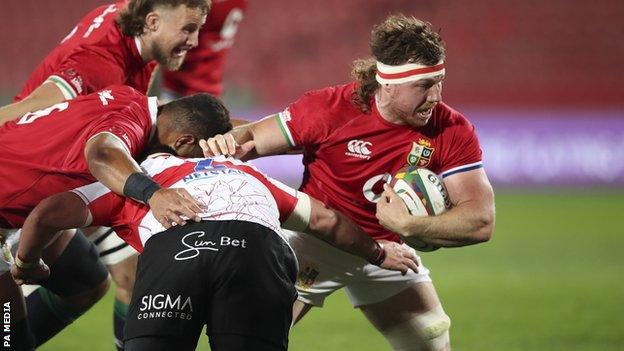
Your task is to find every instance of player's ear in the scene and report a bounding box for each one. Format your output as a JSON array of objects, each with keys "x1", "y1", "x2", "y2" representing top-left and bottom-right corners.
[
  {"x1": 144, "y1": 11, "x2": 161, "y2": 32},
  {"x1": 173, "y1": 134, "x2": 199, "y2": 158}
]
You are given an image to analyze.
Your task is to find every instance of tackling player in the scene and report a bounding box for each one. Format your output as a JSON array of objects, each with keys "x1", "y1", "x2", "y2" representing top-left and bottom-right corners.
[
  {"x1": 201, "y1": 14, "x2": 495, "y2": 351},
  {"x1": 12, "y1": 153, "x2": 419, "y2": 351},
  {"x1": 0, "y1": 85, "x2": 231, "y2": 350},
  {"x1": 0, "y1": 3, "x2": 209, "y2": 346}
]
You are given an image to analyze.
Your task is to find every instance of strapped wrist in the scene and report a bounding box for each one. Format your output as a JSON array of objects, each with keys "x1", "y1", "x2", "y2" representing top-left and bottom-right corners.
[
  {"x1": 369, "y1": 241, "x2": 387, "y2": 266},
  {"x1": 15, "y1": 255, "x2": 41, "y2": 270},
  {"x1": 123, "y1": 172, "x2": 161, "y2": 204}
]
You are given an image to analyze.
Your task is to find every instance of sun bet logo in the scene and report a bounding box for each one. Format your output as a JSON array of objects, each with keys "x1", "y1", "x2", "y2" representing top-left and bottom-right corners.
[{"x1": 345, "y1": 139, "x2": 372, "y2": 160}]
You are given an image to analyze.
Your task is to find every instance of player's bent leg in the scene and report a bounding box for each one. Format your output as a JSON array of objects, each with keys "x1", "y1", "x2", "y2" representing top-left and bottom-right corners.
[
  {"x1": 108, "y1": 254, "x2": 138, "y2": 351},
  {"x1": 85, "y1": 226, "x2": 139, "y2": 351},
  {"x1": 360, "y1": 282, "x2": 451, "y2": 351},
  {"x1": 26, "y1": 229, "x2": 110, "y2": 346}
]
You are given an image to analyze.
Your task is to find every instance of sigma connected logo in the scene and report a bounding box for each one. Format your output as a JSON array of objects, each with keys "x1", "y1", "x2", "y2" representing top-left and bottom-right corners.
[
  {"x1": 137, "y1": 294, "x2": 194, "y2": 321},
  {"x1": 345, "y1": 139, "x2": 372, "y2": 160}
]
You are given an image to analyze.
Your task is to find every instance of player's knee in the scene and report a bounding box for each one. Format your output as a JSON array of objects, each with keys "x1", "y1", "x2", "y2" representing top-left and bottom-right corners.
[{"x1": 382, "y1": 305, "x2": 451, "y2": 351}]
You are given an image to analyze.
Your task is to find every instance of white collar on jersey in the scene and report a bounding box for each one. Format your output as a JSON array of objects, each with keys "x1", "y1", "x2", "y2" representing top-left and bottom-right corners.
[
  {"x1": 147, "y1": 96, "x2": 159, "y2": 140},
  {"x1": 134, "y1": 36, "x2": 142, "y2": 56}
]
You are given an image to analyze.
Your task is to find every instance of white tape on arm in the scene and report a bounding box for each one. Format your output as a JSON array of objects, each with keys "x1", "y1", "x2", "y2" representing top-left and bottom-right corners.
[{"x1": 283, "y1": 192, "x2": 312, "y2": 232}]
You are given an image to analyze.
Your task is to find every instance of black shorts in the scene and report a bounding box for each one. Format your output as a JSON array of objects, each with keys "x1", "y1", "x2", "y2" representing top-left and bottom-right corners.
[{"x1": 124, "y1": 220, "x2": 298, "y2": 350}]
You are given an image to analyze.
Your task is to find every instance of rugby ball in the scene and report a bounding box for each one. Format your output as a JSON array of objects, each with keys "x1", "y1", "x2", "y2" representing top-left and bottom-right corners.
[{"x1": 389, "y1": 166, "x2": 451, "y2": 251}]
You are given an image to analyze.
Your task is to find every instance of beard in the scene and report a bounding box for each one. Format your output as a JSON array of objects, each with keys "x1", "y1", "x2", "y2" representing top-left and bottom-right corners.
[{"x1": 152, "y1": 41, "x2": 185, "y2": 71}]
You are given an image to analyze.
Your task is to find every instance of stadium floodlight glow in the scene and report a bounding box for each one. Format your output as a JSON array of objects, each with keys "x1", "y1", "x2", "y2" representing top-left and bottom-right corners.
[{"x1": 375, "y1": 61, "x2": 445, "y2": 85}]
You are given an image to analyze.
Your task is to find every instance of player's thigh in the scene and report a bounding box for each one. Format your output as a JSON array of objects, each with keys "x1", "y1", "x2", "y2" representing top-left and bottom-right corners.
[{"x1": 108, "y1": 254, "x2": 138, "y2": 303}]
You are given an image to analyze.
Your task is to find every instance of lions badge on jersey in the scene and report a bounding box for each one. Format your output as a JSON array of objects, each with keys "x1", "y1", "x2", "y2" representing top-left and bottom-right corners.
[
  {"x1": 296, "y1": 265, "x2": 320, "y2": 291},
  {"x1": 407, "y1": 139, "x2": 434, "y2": 167}
]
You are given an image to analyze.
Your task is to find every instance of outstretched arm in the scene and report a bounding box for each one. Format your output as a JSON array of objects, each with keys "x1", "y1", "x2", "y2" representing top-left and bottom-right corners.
[
  {"x1": 376, "y1": 168, "x2": 495, "y2": 247},
  {"x1": 284, "y1": 193, "x2": 419, "y2": 274},
  {"x1": 200, "y1": 114, "x2": 293, "y2": 160},
  {"x1": 0, "y1": 82, "x2": 66, "y2": 126}
]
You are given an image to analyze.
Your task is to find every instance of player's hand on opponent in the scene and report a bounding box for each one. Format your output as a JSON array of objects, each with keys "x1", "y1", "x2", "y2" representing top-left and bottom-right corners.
[
  {"x1": 199, "y1": 134, "x2": 255, "y2": 159},
  {"x1": 148, "y1": 188, "x2": 203, "y2": 229},
  {"x1": 11, "y1": 258, "x2": 50, "y2": 285},
  {"x1": 377, "y1": 239, "x2": 419, "y2": 275},
  {"x1": 376, "y1": 184, "x2": 412, "y2": 236}
]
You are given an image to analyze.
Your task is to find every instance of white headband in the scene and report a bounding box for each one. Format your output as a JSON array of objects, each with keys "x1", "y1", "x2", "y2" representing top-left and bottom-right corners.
[{"x1": 375, "y1": 61, "x2": 445, "y2": 85}]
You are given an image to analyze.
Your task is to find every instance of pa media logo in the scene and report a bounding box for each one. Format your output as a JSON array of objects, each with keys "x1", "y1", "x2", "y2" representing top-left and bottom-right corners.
[{"x1": 345, "y1": 139, "x2": 373, "y2": 160}]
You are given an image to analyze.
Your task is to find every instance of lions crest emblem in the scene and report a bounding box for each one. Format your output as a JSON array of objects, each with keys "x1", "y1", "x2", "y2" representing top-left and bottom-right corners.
[{"x1": 407, "y1": 139, "x2": 434, "y2": 167}]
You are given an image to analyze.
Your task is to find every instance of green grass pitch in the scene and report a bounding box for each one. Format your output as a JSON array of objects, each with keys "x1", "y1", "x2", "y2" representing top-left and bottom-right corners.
[{"x1": 40, "y1": 190, "x2": 624, "y2": 350}]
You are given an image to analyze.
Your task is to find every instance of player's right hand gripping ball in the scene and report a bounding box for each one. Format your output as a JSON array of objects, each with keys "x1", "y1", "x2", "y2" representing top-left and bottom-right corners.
[{"x1": 390, "y1": 166, "x2": 452, "y2": 251}]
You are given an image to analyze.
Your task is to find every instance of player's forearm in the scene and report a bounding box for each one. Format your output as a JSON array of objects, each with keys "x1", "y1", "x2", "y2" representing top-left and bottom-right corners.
[
  {"x1": 0, "y1": 82, "x2": 65, "y2": 126},
  {"x1": 17, "y1": 193, "x2": 89, "y2": 261},
  {"x1": 85, "y1": 134, "x2": 143, "y2": 196},
  {"x1": 88, "y1": 146, "x2": 142, "y2": 195},
  {"x1": 0, "y1": 100, "x2": 38, "y2": 126},
  {"x1": 402, "y1": 201, "x2": 494, "y2": 247},
  {"x1": 308, "y1": 208, "x2": 381, "y2": 263}
]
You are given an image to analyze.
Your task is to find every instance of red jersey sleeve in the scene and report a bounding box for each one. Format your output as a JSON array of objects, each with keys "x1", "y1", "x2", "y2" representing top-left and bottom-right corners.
[
  {"x1": 277, "y1": 88, "x2": 338, "y2": 148},
  {"x1": 85, "y1": 111, "x2": 152, "y2": 157},
  {"x1": 48, "y1": 49, "x2": 126, "y2": 99},
  {"x1": 436, "y1": 110, "x2": 484, "y2": 177}
]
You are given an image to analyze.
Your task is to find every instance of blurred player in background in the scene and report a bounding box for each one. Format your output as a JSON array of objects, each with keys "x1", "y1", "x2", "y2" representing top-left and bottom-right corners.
[
  {"x1": 0, "y1": 1, "x2": 209, "y2": 349},
  {"x1": 0, "y1": 0, "x2": 209, "y2": 125},
  {"x1": 0, "y1": 85, "x2": 230, "y2": 350},
  {"x1": 13, "y1": 153, "x2": 419, "y2": 350},
  {"x1": 161, "y1": 0, "x2": 247, "y2": 101},
  {"x1": 202, "y1": 14, "x2": 495, "y2": 351}
]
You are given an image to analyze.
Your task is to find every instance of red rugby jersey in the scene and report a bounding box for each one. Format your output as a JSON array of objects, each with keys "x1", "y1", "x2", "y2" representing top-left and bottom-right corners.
[
  {"x1": 0, "y1": 85, "x2": 157, "y2": 228},
  {"x1": 162, "y1": 0, "x2": 247, "y2": 96},
  {"x1": 277, "y1": 82, "x2": 483, "y2": 242},
  {"x1": 14, "y1": 2, "x2": 156, "y2": 102}
]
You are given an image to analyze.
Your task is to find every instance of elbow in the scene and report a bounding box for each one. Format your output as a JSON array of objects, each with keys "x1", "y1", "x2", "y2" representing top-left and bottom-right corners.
[
  {"x1": 472, "y1": 211, "x2": 495, "y2": 244},
  {"x1": 307, "y1": 206, "x2": 340, "y2": 240},
  {"x1": 28, "y1": 198, "x2": 60, "y2": 230},
  {"x1": 87, "y1": 146, "x2": 116, "y2": 173}
]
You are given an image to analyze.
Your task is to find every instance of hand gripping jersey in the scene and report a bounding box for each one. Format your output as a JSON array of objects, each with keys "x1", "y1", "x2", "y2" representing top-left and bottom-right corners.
[
  {"x1": 162, "y1": 0, "x2": 247, "y2": 96},
  {"x1": 276, "y1": 82, "x2": 484, "y2": 242},
  {"x1": 14, "y1": 2, "x2": 156, "y2": 102},
  {"x1": 0, "y1": 85, "x2": 157, "y2": 228},
  {"x1": 72, "y1": 154, "x2": 303, "y2": 252}
]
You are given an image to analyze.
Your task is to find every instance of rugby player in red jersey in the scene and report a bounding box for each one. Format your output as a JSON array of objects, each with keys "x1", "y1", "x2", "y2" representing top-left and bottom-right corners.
[
  {"x1": 0, "y1": 2, "x2": 208, "y2": 347},
  {"x1": 161, "y1": 0, "x2": 247, "y2": 100},
  {"x1": 0, "y1": 85, "x2": 231, "y2": 350},
  {"x1": 0, "y1": 0, "x2": 209, "y2": 126},
  {"x1": 201, "y1": 14, "x2": 495, "y2": 351},
  {"x1": 12, "y1": 153, "x2": 419, "y2": 350}
]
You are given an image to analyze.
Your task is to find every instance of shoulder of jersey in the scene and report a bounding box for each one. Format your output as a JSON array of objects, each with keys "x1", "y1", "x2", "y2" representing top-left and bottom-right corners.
[{"x1": 431, "y1": 102, "x2": 473, "y2": 128}]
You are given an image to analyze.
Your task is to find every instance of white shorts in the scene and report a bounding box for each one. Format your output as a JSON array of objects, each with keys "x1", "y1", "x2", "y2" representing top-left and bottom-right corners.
[
  {"x1": 88, "y1": 227, "x2": 138, "y2": 266},
  {"x1": 284, "y1": 230, "x2": 432, "y2": 308}
]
